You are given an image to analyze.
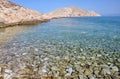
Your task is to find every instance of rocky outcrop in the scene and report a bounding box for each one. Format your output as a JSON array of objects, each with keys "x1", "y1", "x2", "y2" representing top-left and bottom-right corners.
[
  {"x1": 0, "y1": 0, "x2": 49, "y2": 27},
  {"x1": 45, "y1": 6, "x2": 101, "y2": 19}
]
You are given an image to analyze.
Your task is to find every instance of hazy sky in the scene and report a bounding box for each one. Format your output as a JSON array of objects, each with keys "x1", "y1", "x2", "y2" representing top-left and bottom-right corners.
[{"x1": 10, "y1": 0, "x2": 120, "y2": 16}]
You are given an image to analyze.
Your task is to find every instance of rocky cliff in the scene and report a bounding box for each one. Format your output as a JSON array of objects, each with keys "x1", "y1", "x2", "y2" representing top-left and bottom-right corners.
[
  {"x1": 0, "y1": 0, "x2": 48, "y2": 27},
  {"x1": 45, "y1": 6, "x2": 101, "y2": 19}
]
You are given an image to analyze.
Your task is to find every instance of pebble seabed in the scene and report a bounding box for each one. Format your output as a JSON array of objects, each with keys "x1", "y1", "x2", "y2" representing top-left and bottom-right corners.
[{"x1": 0, "y1": 43, "x2": 120, "y2": 79}]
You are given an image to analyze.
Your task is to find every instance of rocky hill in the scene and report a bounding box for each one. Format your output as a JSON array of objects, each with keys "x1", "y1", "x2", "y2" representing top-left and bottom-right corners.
[
  {"x1": 0, "y1": 0, "x2": 48, "y2": 27},
  {"x1": 45, "y1": 6, "x2": 101, "y2": 18}
]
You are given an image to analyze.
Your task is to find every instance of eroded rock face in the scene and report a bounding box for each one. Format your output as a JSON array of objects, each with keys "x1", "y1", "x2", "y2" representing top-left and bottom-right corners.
[
  {"x1": 45, "y1": 6, "x2": 101, "y2": 19},
  {"x1": 0, "y1": 0, "x2": 48, "y2": 27}
]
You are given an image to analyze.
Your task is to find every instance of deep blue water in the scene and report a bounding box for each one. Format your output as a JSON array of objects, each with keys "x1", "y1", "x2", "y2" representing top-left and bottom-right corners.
[{"x1": 0, "y1": 17, "x2": 120, "y2": 53}]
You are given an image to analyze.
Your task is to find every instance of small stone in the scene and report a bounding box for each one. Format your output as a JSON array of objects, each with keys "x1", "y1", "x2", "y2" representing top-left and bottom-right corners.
[
  {"x1": 80, "y1": 49, "x2": 83, "y2": 52},
  {"x1": 103, "y1": 68, "x2": 111, "y2": 75},
  {"x1": 90, "y1": 57, "x2": 96, "y2": 60},
  {"x1": 111, "y1": 76, "x2": 120, "y2": 79},
  {"x1": 53, "y1": 71, "x2": 59, "y2": 77},
  {"x1": 4, "y1": 69, "x2": 13, "y2": 79},
  {"x1": 5, "y1": 69, "x2": 12, "y2": 73},
  {"x1": 117, "y1": 59, "x2": 120, "y2": 62},
  {"x1": 22, "y1": 53, "x2": 27, "y2": 55},
  {"x1": 55, "y1": 56, "x2": 60, "y2": 59},
  {"x1": 44, "y1": 57, "x2": 49, "y2": 61},
  {"x1": 0, "y1": 74, "x2": 3, "y2": 79},
  {"x1": 0, "y1": 67, "x2": 2, "y2": 73},
  {"x1": 64, "y1": 56, "x2": 70, "y2": 60},
  {"x1": 38, "y1": 68, "x2": 47, "y2": 76},
  {"x1": 4, "y1": 73, "x2": 13, "y2": 79},
  {"x1": 93, "y1": 62, "x2": 98, "y2": 66},
  {"x1": 51, "y1": 66, "x2": 59, "y2": 71},
  {"x1": 81, "y1": 56, "x2": 85, "y2": 60},
  {"x1": 65, "y1": 73, "x2": 71, "y2": 76},
  {"x1": 89, "y1": 76, "x2": 94, "y2": 79},
  {"x1": 66, "y1": 67, "x2": 73, "y2": 74},
  {"x1": 94, "y1": 70, "x2": 99, "y2": 76},
  {"x1": 87, "y1": 62, "x2": 92, "y2": 65},
  {"x1": 35, "y1": 48, "x2": 39, "y2": 51},
  {"x1": 112, "y1": 66, "x2": 119, "y2": 72},
  {"x1": 25, "y1": 68, "x2": 33, "y2": 74},
  {"x1": 79, "y1": 75, "x2": 84, "y2": 79},
  {"x1": 107, "y1": 62, "x2": 112, "y2": 66},
  {"x1": 113, "y1": 72, "x2": 119, "y2": 76},
  {"x1": 97, "y1": 54, "x2": 102, "y2": 57},
  {"x1": 41, "y1": 68, "x2": 47, "y2": 73},
  {"x1": 1, "y1": 65, "x2": 8, "y2": 69},
  {"x1": 12, "y1": 77, "x2": 19, "y2": 79},
  {"x1": 81, "y1": 63, "x2": 85, "y2": 66},
  {"x1": 84, "y1": 70, "x2": 91, "y2": 76}
]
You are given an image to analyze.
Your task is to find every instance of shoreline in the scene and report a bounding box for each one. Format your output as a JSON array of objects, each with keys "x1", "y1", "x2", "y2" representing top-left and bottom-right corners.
[
  {"x1": 0, "y1": 16, "x2": 103, "y2": 28},
  {"x1": 0, "y1": 19, "x2": 50, "y2": 28},
  {"x1": 0, "y1": 16, "x2": 102, "y2": 28}
]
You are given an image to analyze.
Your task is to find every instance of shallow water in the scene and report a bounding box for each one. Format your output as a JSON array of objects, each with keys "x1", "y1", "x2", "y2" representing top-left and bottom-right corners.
[
  {"x1": 1, "y1": 17, "x2": 120, "y2": 52},
  {"x1": 0, "y1": 17, "x2": 120, "y2": 78}
]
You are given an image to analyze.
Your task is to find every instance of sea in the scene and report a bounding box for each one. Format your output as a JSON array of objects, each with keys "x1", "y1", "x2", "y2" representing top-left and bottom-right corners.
[{"x1": 0, "y1": 17, "x2": 120, "y2": 78}]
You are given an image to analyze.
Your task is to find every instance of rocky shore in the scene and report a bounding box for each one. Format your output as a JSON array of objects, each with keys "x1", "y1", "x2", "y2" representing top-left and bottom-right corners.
[{"x1": 0, "y1": 19, "x2": 49, "y2": 28}]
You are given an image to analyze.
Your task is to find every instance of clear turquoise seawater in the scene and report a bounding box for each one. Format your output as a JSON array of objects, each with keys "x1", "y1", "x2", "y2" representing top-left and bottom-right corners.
[
  {"x1": 1, "y1": 17, "x2": 120, "y2": 52},
  {"x1": 0, "y1": 17, "x2": 120, "y2": 78}
]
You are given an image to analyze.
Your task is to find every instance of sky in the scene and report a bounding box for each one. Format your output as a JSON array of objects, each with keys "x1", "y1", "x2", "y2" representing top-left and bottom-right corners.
[{"x1": 10, "y1": 0, "x2": 120, "y2": 16}]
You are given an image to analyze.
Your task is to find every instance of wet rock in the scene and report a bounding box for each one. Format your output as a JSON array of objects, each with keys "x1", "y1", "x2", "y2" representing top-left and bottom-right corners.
[
  {"x1": 22, "y1": 53, "x2": 27, "y2": 55},
  {"x1": 112, "y1": 66, "x2": 119, "y2": 72},
  {"x1": 51, "y1": 66, "x2": 59, "y2": 71},
  {"x1": 4, "y1": 69, "x2": 13, "y2": 73},
  {"x1": 89, "y1": 76, "x2": 95, "y2": 79},
  {"x1": 101, "y1": 68, "x2": 111, "y2": 75},
  {"x1": 34, "y1": 48, "x2": 39, "y2": 52},
  {"x1": 94, "y1": 70, "x2": 99, "y2": 76},
  {"x1": 80, "y1": 48, "x2": 83, "y2": 52},
  {"x1": 66, "y1": 67, "x2": 73, "y2": 75},
  {"x1": 65, "y1": 73, "x2": 71, "y2": 76},
  {"x1": 111, "y1": 76, "x2": 120, "y2": 79},
  {"x1": 4, "y1": 69, "x2": 13, "y2": 79},
  {"x1": 97, "y1": 54, "x2": 102, "y2": 57},
  {"x1": 44, "y1": 57, "x2": 49, "y2": 61},
  {"x1": 0, "y1": 74, "x2": 3, "y2": 79},
  {"x1": 117, "y1": 59, "x2": 120, "y2": 62},
  {"x1": 38, "y1": 66, "x2": 47, "y2": 76},
  {"x1": 84, "y1": 69, "x2": 91, "y2": 76},
  {"x1": 79, "y1": 75, "x2": 84, "y2": 79},
  {"x1": 64, "y1": 56, "x2": 70, "y2": 61}
]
